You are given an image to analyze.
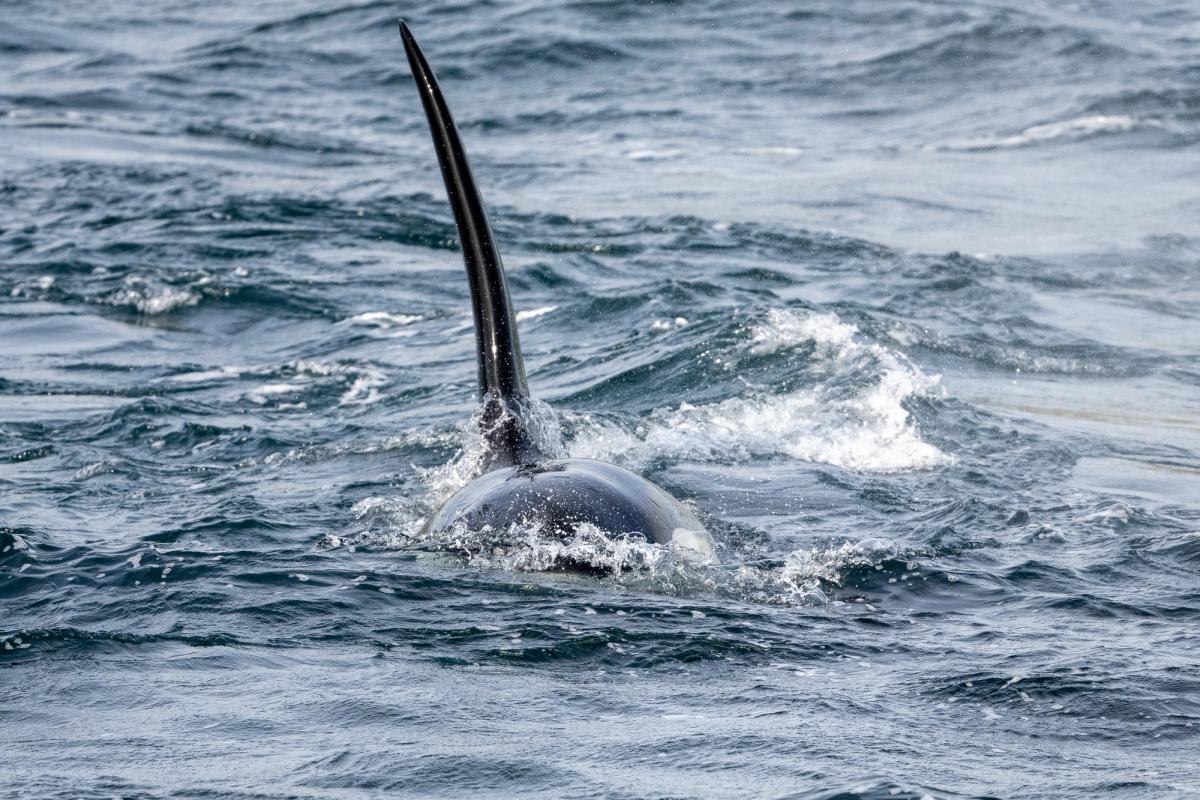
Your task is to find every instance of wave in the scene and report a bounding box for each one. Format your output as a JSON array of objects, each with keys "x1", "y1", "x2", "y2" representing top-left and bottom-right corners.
[
  {"x1": 568, "y1": 309, "x2": 951, "y2": 473},
  {"x1": 831, "y1": 17, "x2": 1132, "y2": 88},
  {"x1": 323, "y1": 305, "x2": 952, "y2": 587},
  {"x1": 474, "y1": 36, "x2": 633, "y2": 73},
  {"x1": 941, "y1": 114, "x2": 1141, "y2": 151},
  {"x1": 780, "y1": 779, "x2": 999, "y2": 800},
  {"x1": 343, "y1": 485, "x2": 926, "y2": 606},
  {"x1": 101, "y1": 278, "x2": 201, "y2": 314},
  {"x1": 244, "y1": 0, "x2": 395, "y2": 36},
  {"x1": 1083, "y1": 87, "x2": 1200, "y2": 125},
  {"x1": 336, "y1": 305, "x2": 950, "y2": 593},
  {"x1": 167, "y1": 359, "x2": 390, "y2": 409},
  {"x1": 515, "y1": 305, "x2": 558, "y2": 322}
]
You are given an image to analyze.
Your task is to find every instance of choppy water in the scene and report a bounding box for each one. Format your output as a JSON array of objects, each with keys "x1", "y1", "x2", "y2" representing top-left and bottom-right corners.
[{"x1": 3, "y1": 1, "x2": 1199, "y2": 797}]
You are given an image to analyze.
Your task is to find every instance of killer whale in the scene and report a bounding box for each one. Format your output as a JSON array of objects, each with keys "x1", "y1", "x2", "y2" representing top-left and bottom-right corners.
[{"x1": 397, "y1": 21, "x2": 717, "y2": 564}]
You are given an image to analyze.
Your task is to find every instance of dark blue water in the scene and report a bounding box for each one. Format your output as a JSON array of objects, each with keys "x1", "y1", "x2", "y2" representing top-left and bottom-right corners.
[{"x1": 3, "y1": 1, "x2": 1199, "y2": 797}]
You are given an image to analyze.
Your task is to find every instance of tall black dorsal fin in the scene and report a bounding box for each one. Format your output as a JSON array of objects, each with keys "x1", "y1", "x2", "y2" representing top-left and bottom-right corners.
[{"x1": 399, "y1": 20, "x2": 544, "y2": 467}]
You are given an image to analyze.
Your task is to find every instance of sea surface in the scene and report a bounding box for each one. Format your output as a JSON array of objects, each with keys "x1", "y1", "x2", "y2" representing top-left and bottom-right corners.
[{"x1": 2, "y1": 1, "x2": 1199, "y2": 798}]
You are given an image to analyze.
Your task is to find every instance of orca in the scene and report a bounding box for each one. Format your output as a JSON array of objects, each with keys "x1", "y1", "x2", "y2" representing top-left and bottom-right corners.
[{"x1": 397, "y1": 21, "x2": 717, "y2": 564}]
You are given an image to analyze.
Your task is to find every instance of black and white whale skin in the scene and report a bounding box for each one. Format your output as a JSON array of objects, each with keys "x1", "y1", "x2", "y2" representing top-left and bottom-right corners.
[{"x1": 398, "y1": 21, "x2": 717, "y2": 564}]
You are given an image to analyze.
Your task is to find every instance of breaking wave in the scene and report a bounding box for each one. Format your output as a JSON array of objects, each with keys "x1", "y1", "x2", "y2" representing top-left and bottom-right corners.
[
  {"x1": 942, "y1": 114, "x2": 1141, "y2": 151},
  {"x1": 570, "y1": 309, "x2": 951, "y2": 473}
]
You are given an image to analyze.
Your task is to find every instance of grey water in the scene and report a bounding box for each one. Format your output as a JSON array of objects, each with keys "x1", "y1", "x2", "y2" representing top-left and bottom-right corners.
[{"x1": 2, "y1": 1, "x2": 1199, "y2": 798}]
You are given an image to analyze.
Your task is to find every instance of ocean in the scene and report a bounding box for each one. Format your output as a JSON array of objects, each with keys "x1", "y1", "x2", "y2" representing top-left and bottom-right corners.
[{"x1": 2, "y1": 1, "x2": 1199, "y2": 797}]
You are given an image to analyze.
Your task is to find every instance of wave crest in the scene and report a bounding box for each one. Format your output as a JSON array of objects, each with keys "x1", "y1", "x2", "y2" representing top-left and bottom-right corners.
[{"x1": 570, "y1": 309, "x2": 951, "y2": 473}]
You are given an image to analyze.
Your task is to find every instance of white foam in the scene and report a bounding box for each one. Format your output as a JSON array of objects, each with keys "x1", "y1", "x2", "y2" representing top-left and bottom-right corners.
[
  {"x1": 240, "y1": 360, "x2": 387, "y2": 407},
  {"x1": 778, "y1": 538, "x2": 900, "y2": 586},
  {"x1": 340, "y1": 311, "x2": 422, "y2": 338},
  {"x1": 169, "y1": 366, "x2": 243, "y2": 383},
  {"x1": 571, "y1": 309, "x2": 951, "y2": 473},
  {"x1": 698, "y1": 538, "x2": 905, "y2": 607},
  {"x1": 345, "y1": 487, "x2": 912, "y2": 606},
  {"x1": 735, "y1": 146, "x2": 805, "y2": 157},
  {"x1": 344, "y1": 311, "x2": 422, "y2": 327},
  {"x1": 292, "y1": 361, "x2": 387, "y2": 405},
  {"x1": 1080, "y1": 503, "x2": 1133, "y2": 524},
  {"x1": 337, "y1": 367, "x2": 387, "y2": 406},
  {"x1": 516, "y1": 306, "x2": 558, "y2": 322},
  {"x1": 650, "y1": 316, "x2": 688, "y2": 331},
  {"x1": 336, "y1": 308, "x2": 947, "y2": 588},
  {"x1": 73, "y1": 460, "x2": 114, "y2": 481},
  {"x1": 625, "y1": 147, "x2": 684, "y2": 161},
  {"x1": 246, "y1": 382, "x2": 306, "y2": 405},
  {"x1": 944, "y1": 115, "x2": 1139, "y2": 150},
  {"x1": 104, "y1": 276, "x2": 201, "y2": 314},
  {"x1": 749, "y1": 309, "x2": 855, "y2": 353},
  {"x1": 436, "y1": 521, "x2": 680, "y2": 575}
]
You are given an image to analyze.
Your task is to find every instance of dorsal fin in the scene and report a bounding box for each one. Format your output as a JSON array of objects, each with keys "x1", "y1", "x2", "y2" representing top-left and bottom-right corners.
[{"x1": 399, "y1": 20, "x2": 544, "y2": 467}]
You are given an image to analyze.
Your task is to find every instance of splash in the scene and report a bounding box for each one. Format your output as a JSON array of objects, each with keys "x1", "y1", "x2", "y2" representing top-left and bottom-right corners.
[
  {"x1": 103, "y1": 278, "x2": 200, "y2": 314},
  {"x1": 777, "y1": 537, "x2": 901, "y2": 587},
  {"x1": 347, "y1": 500, "x2": 902, "y2": 605},
  {"x1": 749, "y1": 309, "x2": 855, "y2": 353},
  {"x1": 340, "y1": 308, "x2": 946, "y2": 583},
  {"x1": 710, "y1": 538, "x2": 908, "y2": 607},
  {"x1": 428, "y1": 521, "x2": 693, "y2": 575},
  {"x1": 414, "y1": 397, "x2": 567, "y2": 509},
  {"x1": 571, "y1": 308, "x2": 952, "y2": 473}
]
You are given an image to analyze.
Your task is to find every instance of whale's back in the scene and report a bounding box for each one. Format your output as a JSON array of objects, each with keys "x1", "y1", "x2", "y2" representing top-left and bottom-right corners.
[{"x1": 425, "y1": 458, "x2": 718, "y2": 563}]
